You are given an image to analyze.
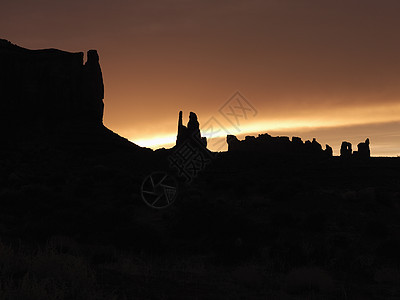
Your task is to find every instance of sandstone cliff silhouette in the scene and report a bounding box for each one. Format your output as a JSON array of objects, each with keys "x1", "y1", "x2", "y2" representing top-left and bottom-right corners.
[
  {"x1": 226, "y1": 134, "x2": 370, "y2": 158},
  {"x1": 226, "y1": 133, "x2": 333, "y2": 158},
  {"x1": 176, "y1": 111, "x2": 207, "y2": 147},
  {"x1": 0, "y1": 39, "x2": 148, "y2": 152},
  {"x1": 340, "y1": 139, "x2": 370, "y2": 158}
]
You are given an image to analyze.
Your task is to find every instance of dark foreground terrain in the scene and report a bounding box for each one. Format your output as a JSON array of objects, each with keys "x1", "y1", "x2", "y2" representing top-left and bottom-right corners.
[
  {"x1": 1, "y1": 39, "x2": 399, "y2": 299},
  {"x1": 1, "y1": 144, "x2": 400, "y2": 300}
]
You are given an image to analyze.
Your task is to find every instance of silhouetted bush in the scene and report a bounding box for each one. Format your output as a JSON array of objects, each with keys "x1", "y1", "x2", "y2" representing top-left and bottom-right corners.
[{"x1": 0, "y1": 241, "x2": 100, "y2": 300}]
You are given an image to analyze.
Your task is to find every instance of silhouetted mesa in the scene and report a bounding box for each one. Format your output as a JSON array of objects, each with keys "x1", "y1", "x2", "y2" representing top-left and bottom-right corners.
[
  {"x1": 226, "y1": 133, "x2": 332, "y2": 158},
  {"x1": 176, "y1": 111, "x2": 207, "y2": 147},
  {"x1": 340, "y1": 141, "x2": 352, "y2": 158},
  {"x1": 340, "y1": 139, "x2": 370, "y2": 158},
  {"x1": 0, "y1": 39, "x2": 146, "y2": 151},
  {"x1": 357, "y1": 138, "x2": 370, "y2": 158}
]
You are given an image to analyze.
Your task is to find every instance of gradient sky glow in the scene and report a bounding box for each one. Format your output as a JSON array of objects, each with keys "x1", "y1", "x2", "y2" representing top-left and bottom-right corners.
[{"x1": 2, "y1": 0, "x2": 400, "y2": 155}]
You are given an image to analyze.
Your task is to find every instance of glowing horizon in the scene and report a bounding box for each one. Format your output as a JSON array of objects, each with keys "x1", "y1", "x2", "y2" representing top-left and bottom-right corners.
[
  {"x1": 131, "y1": 119, "x2": 400, "y2": 156},
  {"x1": 129, "y1": 102, "x2": 400, "y2": 156},
  {"x1": 4, "y1": 0, "x2": 400, "y2": 157}
]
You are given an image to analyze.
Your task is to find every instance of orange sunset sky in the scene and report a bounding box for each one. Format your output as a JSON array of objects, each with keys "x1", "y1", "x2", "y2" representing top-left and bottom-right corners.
[{"x1": 2, "y1": 0, "x2": 400, "y2": 156}]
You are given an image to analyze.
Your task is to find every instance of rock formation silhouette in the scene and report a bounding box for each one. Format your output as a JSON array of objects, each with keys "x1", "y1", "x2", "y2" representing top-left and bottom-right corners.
[
  {"x1": 227, "y1": 134, "x2": 371, "y2": 158},
  {"x1": 325, "y1": 144, "x2": 333, "y2": 157},
  {"x1": 357, "y1": 138, "x2": 370, "y2": 158},
  {"x1": 0, "y1": 39, "x2": 146, "y2": 151},
  {"x1": 176, "y1": 111, "x2": 207, "y2": 147},
  {"x1": 340, "y1": 139, "x2": 370, "y2": 158},
  {"x1": 227, "y1": 133, "x2": 332, "y2": 158},
  {"x1": 340, "y1": 142, "x2": 352, "y2": 158},
  {"x1": 83, "y1": 49, "x2": 104, "y2": 123}
]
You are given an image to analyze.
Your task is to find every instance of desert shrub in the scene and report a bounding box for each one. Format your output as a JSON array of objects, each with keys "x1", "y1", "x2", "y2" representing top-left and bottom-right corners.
[
  {"x1": 0, "y1": 241, "x2": 101, "y2": 300},
  {"x1": 0, "y1": 273, "x2": 65, "y2": 300},
  {"x1": 30, "y1": 248, "x2": 96, "y2": 298}
]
